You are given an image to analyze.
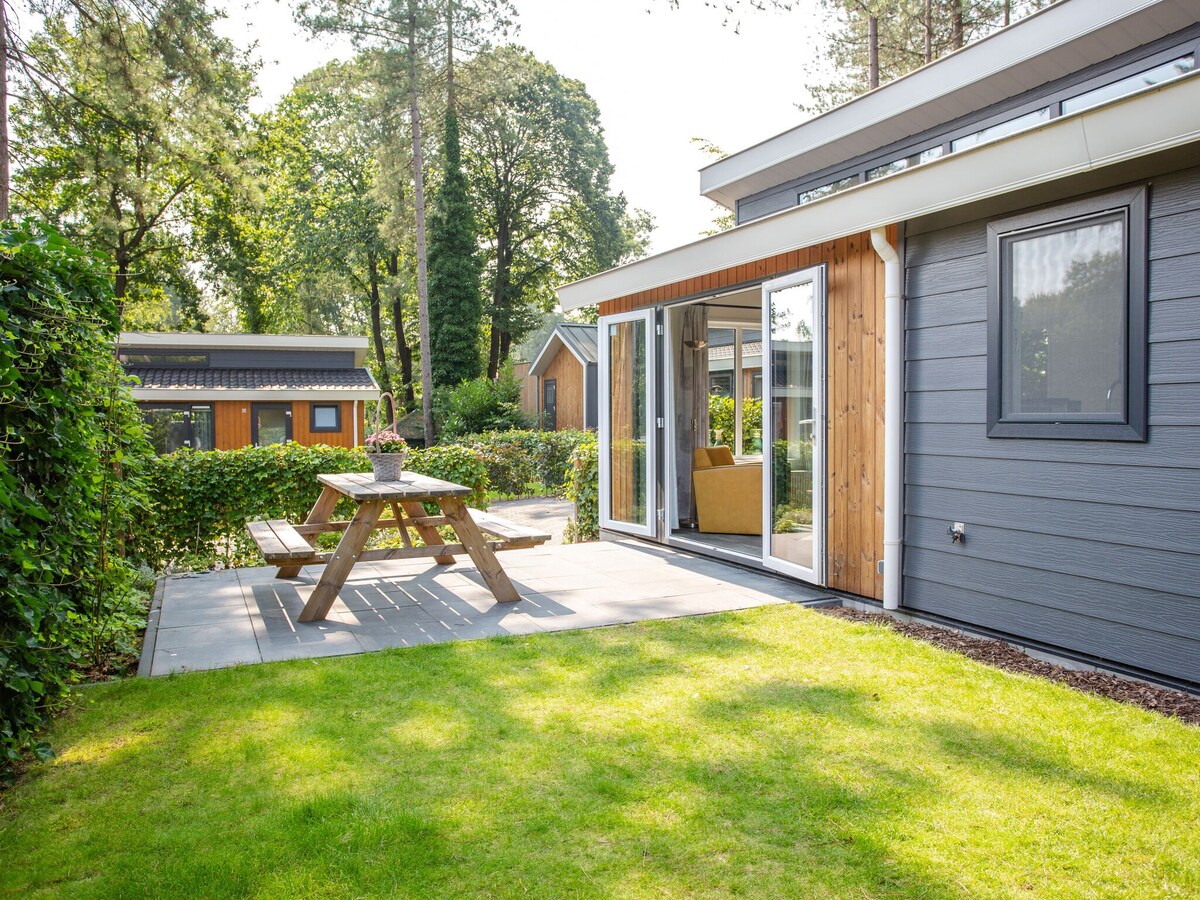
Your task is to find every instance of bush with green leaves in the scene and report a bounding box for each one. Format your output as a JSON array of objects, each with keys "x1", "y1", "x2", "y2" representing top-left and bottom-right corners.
[
  {"x1": 564, "y1": 437, "x2": 599, "y2": 543},
  {"x1": 435, "y1": 365, "x2": 531, "y2": 440},
  {"x1": 708, "y1": 394, "x2": 763, "y2": 451},
  {"x1": 460, "y1": 429, "x2": 593, "y2": 497},
  {"x1": 138, "y1": 441, "x2": 490, "y2": 571},
  {"x1": 1, "y1": 223, "x2": 155, "y2": 772}
]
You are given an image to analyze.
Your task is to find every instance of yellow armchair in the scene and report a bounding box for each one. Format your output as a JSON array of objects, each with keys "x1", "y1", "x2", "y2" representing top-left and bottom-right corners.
[{"x1": 692, "y1": 446, "x2": 763, "y2": 535}]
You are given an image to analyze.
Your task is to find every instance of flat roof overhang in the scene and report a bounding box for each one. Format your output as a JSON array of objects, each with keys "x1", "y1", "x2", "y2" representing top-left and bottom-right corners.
[
  {"x1": 557, "y1": 73, "x2": 1200, "y2": 312},
  {"x1": 700, "y1": 0, "x2": 1200, "y2": 209},
  {"x1": 118, "y1": 332, "x2": 373, "y2": 367},
  {"x1": 131, "y1": 389, "x2": 380, "y2": 402}
]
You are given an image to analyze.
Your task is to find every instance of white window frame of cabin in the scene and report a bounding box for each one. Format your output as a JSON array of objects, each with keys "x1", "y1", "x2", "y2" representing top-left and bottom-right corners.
[{"x1": 598, "y1": 307, "x2": 658, "y2": 538}]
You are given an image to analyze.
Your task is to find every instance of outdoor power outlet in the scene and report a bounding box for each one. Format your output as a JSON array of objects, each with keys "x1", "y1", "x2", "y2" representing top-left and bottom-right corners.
[{"x1": 947, "y1": 522, "x2": 966, "y2": 544}]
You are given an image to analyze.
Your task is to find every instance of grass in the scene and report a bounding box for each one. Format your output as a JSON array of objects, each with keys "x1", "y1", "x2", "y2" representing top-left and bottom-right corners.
[{"x1": 2, "y1": 604, "x2": 1198, "y2": 898}]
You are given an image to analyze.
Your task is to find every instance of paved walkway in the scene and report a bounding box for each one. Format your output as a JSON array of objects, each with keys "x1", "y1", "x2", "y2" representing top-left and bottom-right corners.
[
  {"x1": 489, "y1": 496, "x2": 574, "y2": 545},
  {"x1": 142, "y1": 539, "x2": 833, "y2": 675}
]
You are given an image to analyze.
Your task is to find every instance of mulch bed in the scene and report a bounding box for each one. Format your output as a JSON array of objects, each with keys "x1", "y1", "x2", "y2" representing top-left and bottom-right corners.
[{"x1": 821, "y1": 607, "x2": 1200, "y2": 726}]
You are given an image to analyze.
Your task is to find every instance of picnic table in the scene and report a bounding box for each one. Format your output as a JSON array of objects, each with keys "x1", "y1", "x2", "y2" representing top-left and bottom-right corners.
[{"x1": 247, "y1": 472, "x2": 549, "y2": 623}]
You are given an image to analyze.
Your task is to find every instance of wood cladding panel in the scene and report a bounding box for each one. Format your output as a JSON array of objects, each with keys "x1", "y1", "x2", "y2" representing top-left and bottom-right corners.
[
  {"x1": 214, "y1": 400, "x2": 251, "y2": 450},
  {"x1": 212, "y1": 399, "x2": 364, "y2": 450},
  {"x1": 293, "y1": 401, "x2": 360, "y2": 448},
  {"x1": 597, "y1": 230, "x2": 890, "y2": 601},
  {"x1": 539, "y1": 348, "x2": 585, "y2": 431}
]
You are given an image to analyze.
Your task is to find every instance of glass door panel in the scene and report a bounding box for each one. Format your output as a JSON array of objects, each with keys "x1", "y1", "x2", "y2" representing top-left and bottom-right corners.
[
  {"x1": 253, "y1": 404, "x2": 293, "y2": 446},
  {"x1": 762, "y1": 267, "x2": 825, "y2": 582},
  {"x1": 599, "y1": 309, "x2": 656, "y2": 537}
]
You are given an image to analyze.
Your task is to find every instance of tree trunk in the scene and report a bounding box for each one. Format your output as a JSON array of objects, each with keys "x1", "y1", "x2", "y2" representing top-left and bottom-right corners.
[
  {"x1": 924, "y1": 0, "x2": 933, "y2": 64},
  {"x1": 487, "y1": 222, "x2": 512, "y2": 381},
  {"x1": 0, "y1": 0, "x2": 9, "y2": 222},
  {"x1": 388, "y1": 252, "x2": 416, "y2": 411},
  {"x1": 1003, "y1": 0, "x2": 1012, "y2": 26},
  {"x1": 367, "y1": 249, "x2": 394, "y2": 419},
  {"x1": 867, "y1": 15, "x2": 879, "y2": 90},
  {"x1": 487, "y1": 323, "x2": 500, "y2": 381},
  {"x1": 950, "y1": 0, "x2": 964, "y2": 50},
  {"x1": 409, "y1": 3, "x2": 435, "y2": 446},
  {"x1": 498, "y1": 330, "x2": 512, "y2": 370},
  {"x1": 446, "y1": 0, "x2": 456, "y2": 113}
]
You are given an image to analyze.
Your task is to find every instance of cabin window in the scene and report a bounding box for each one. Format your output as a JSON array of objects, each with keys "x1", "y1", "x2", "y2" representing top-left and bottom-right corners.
[
  {"x1": 119, "y1": 351, "x2": 209, "y2": 367},
  {"x1": 310, "y1": 403, "x2": 342, "y2": 432},
  {"x1": 986, "y1": 187, "x2": 1147, "y2": 441}
]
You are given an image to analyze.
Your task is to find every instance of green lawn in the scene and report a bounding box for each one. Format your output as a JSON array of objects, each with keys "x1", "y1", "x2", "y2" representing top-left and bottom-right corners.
[{"x1": 2, "y1": 605, "x2": 1198, "y2": 898}]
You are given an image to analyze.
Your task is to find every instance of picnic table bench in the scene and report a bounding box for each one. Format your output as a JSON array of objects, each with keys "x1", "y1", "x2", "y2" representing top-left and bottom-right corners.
[{"x1": 247, "y1": 472, "x2": 549, "y2": 622}]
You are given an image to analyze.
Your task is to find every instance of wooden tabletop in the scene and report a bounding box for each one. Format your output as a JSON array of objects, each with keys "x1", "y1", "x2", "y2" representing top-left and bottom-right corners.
[{"x1": 318, "y1": 471, "x2": 474, "y2": 502}]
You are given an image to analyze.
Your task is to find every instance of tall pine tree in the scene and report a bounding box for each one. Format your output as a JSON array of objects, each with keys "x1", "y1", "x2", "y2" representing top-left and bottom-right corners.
[{"x1": 428, "y1": 106, "x2": 483, "y2": 386}]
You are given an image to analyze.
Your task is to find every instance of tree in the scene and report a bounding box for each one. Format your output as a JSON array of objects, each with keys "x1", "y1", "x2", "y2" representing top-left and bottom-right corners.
[
  {"x1": 297, "y1": 0, "x2": 514, "y2": 444},
  {"x1": 808, "y1": 0, "x2": 1057, "y2": 110},
  {"x1": 9, "y1": 0, "x2": 255, "y2": 325},
  {"x1": 191, "y1": 60, "x2": 417, "y2": 413},
  {"x1": 428, "y1": 105, "x2": 484, "y2": 386},
  {"x1": 462, "y1": 46, "x2": 651, "y2": 379}
]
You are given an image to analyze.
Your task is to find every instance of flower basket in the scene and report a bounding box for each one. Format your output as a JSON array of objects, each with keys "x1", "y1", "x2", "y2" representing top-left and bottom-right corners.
[
  {"x1": 365, "y1": 392, "x2": 408, "y2": 481},
  {"x1": 366, "y1": 450, "x2": 406, "y2": 481}
]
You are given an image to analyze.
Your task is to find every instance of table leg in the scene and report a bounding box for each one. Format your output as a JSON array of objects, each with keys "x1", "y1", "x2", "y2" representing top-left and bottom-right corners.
[
  {"x1": 298, "y1": 499, "x2": 384, "y2": 622},
  {"x1": 277, "y1": 484, "x2": 340, "y2": 578},
  {"x1": 401, "y1": 501, "x2": 455, "y2": 565},
  {"x1": 441, "y1": 499, "x2": 519, "y2": 603},
  {"x1": 389, "y1": 501, "x2": 414, "y2": 548}
]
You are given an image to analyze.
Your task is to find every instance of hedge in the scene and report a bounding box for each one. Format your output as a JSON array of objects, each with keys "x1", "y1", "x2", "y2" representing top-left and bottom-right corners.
[
  {"x1": 1, "y1": 223, "x2": 155, "y2": 772},
  {"x1": 564, "y1": 438, "x2": 599, "y2": 543},
  {"x1": 139, "y1": 442, "x2": 489, "y2": 571},
  {"x1": 460, "y1": 429, "x2": 593, "y2": 497}
]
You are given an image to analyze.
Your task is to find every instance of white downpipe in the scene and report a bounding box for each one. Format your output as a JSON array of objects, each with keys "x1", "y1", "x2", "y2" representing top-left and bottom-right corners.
[
  {"x1": 353, "y1": 400, "x2": 360, "y2": 446},
  {"x1": 870, "y1": 228, "x2": 903, "y2": 610}
]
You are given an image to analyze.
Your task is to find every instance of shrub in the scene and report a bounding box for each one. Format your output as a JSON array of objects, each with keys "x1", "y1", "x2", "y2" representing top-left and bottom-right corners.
[
  {"x1": 708, "y1": 394, "x2": 764, "y2": 451},
  {"x1": 564, "y1": 438, "x2": 599, "y2": 543},
  {"x1": 1, "y1": 223, "x2": 155, "y2": 771},
  {"x1": 459, "y1": 429, "x2": 592, "y2": 497},
  {"x1": 435, "y1": 364, "x2": 531, "y2": 440},
  {"x1": 138, "y1": 442, "x2": 489, "y2": 571}
]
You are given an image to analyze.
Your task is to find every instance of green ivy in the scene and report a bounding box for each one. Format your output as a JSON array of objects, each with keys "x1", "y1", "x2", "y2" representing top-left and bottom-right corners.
[
  {"x1": 137, "y1": 442, "x2": 489, "y2": 571},
  {"x1": 563, "y1": 438, "x2": 599, "y2": 543},
  {"x1": 1, "y1": 222, "x2": 155, "y2": 774}
]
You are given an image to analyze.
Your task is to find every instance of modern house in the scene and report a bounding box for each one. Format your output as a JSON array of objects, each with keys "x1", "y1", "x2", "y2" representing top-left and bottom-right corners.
[
  {"x1": 558, "y1": 0, "x2": 1200, "y2": 687},
  {"x1": 118, "y1": 333, "x2": 378, "y2": 454},
  {"x1": 526, "y1": 323, "x2": 599, "y2": 431}
]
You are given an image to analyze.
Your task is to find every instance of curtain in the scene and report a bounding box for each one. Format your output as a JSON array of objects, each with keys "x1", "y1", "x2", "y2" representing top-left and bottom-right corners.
[{"x1": 675, "y1": 305, "x2": 709, "y2": 527}]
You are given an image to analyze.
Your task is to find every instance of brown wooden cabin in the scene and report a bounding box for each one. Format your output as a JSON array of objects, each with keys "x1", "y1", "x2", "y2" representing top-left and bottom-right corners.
[
  {"x1": 527, "y1": 323, "x2": 598, "y2": 431},
  {"x1": 118, "y1": 333, "x2": 377, "y2": 454}
]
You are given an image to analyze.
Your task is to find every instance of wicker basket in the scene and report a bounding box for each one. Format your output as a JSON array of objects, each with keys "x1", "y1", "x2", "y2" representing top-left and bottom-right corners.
[{"x1": 367, "y1": 451, "x2": 406, "y2": 481}]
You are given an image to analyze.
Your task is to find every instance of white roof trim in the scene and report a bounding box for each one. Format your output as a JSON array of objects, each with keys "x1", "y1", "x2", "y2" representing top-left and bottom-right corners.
[
  {"x1": 558, "y1": 74, "x2": 1200, "y2": 311},
  {"x1": 701, "y1": 0, "x2": 1196, "y2": 208},
  {"x1": 529, "y1": 329, "x2": 588, "y2": 377},
  {"x1": 119, "y1": 332, "x2": 368, "y2": 350},
  {"x1": 131, "y1": 388, "x2": 380, "y2": 402}
]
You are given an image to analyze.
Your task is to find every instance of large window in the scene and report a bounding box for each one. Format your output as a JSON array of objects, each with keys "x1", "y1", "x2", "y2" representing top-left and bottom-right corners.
[
  {"x1": 986, "y1": 187, "x2": 1147, "y2": 440},
  {"x1": 141, "y1": 405, "x2": 214, "y2": 454}
]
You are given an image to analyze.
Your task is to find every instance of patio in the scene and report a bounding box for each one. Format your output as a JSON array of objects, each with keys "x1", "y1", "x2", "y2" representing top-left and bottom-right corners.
[{"x1": 142, "y1": 539, "x2": 834, "y2": 675}]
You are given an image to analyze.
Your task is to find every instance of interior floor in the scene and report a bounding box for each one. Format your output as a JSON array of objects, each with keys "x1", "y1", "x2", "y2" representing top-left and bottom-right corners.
[{"x1": 670, "y1": 528, "x2": 761, "y2": 558}]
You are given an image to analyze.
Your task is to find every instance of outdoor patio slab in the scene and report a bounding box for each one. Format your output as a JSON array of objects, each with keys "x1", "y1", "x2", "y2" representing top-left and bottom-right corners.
[{"x1": 143, "y1": 539, "x2": 834, "y2": 674}]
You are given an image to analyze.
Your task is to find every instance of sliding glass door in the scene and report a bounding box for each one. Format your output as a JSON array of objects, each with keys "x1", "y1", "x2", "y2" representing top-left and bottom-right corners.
[
  {"x1": 599, "y1": 309, "x2": 657, "y2": 537},
  {"x1": 762, "y1": 267, "x2": 825, "y2": 582}
]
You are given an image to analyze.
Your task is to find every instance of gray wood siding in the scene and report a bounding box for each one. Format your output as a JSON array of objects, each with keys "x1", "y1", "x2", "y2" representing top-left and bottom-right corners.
[
  {"x1": 902, "y1": 164, "x2": 1200, "y2": 685},
  {"x1": 207, "y1": 349, "x2": 356, "y2": 369}
]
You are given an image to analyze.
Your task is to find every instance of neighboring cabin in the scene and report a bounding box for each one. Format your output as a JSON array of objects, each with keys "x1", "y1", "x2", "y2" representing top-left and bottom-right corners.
[
  {"x1": 558, "y1": 0, "x2": 1200, "y2": 687},
  {"x1": 525, "y1": 323, "x2": 599, "y2": 431},
  {"x1": 118, "y1": 333, "x2": 378, "y2": 454}
]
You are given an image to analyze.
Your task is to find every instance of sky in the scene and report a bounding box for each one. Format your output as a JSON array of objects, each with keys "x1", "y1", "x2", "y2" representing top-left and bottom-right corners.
[{"x1": 214, "y1": 0, "x2": 835, "y2": 254}]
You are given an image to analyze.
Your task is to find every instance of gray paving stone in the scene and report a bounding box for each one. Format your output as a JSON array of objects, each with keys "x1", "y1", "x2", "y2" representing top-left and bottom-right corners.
[
  {"x1": 143, "y1": 540, "x2": 816, "y2": 675},
  {"x1": 154, "y1": 619, "x2": 257, "y2": 650},
  {"x1": 152, "y1": 640, "x2": 261, "y2": 674}
]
